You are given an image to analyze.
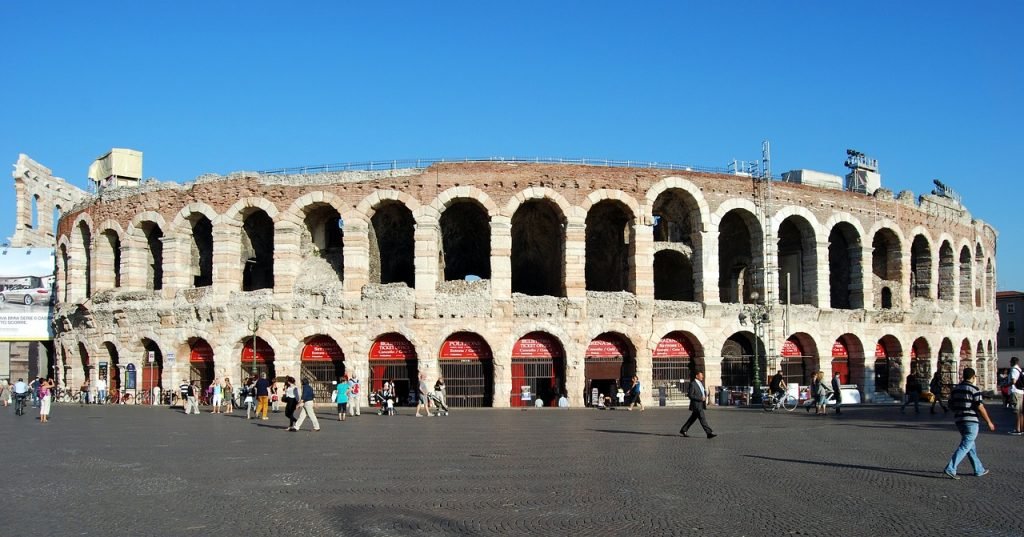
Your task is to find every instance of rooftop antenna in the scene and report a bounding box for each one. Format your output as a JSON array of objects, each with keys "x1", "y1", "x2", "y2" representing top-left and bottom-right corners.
[{"x1": 844, "y1": 149, "x2": 879, "y2": 193}]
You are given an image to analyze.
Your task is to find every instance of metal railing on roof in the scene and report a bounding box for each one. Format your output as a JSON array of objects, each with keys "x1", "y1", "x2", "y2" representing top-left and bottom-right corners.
[{"x1": 256, "y1": 157, "x2": 745, "y2": 177}]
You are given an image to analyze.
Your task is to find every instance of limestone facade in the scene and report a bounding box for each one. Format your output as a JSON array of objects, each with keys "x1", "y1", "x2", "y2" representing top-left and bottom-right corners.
[{"x1": 40, "y1": 161, "x2": 998, "y2": 407}]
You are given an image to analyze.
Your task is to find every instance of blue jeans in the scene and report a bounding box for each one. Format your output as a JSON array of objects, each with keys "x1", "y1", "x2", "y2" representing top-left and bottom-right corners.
[
  {"x1": 97, "y1": 390, "x2": 107, "y2": 404},
  {"x1": 945, "y1": 421, "x2": 985, "y2": 476}
]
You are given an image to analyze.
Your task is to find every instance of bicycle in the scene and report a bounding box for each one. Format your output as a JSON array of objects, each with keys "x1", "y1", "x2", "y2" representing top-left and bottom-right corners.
[
  {"x1": 13, "y1": 393, "x2": 28, "y2": 415},
  {"x1": 762, "y1": 391, "x2": 798, "y2": 412},
  {"x1": 137, "y1": 390, "x2": 152, "y2": 405}
]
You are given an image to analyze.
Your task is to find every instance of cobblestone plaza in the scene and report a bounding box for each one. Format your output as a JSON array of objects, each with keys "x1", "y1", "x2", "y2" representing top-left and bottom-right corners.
[{"x1": 3, "y1": 404, "x2": 1021, "y2": 536}]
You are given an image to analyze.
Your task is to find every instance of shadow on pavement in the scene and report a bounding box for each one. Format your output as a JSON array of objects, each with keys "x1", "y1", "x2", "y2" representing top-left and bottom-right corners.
[
  {"x1": 743, "y1": 454, "x2": 946, "y2": 480},
  {"x1": 588, "y1": 428, "x2": 680, "y2": 438}
]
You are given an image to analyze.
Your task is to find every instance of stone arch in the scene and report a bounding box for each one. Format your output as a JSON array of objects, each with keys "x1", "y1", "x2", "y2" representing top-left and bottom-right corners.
[
  {"x1": 831, "y1": 333, "x2": 866, "y2": 394},
  {"x1": 71, "y1": 214, "x2": 95, "y2": 300},
  {"x1": 502, "y1": 187, "x2": 576, "y2": 221},
  {"x1": 94, "y1": 221, "x2": 125, "y2": 290},
  {"x1": 438, "y1": 197, "x2": 492, "y2": 281},
  {"x1": 581, "y1": 189, "x2": 641, "y2": 218},
  {"x1": 509, "y1": 329, "x2": 568, "y2": 407},
  {"x1": 171, "y1": 203, "x2": 219, "y2": 289},
  {"x1": 870, "y1": 224, "x2": 904, "y2": 309},
  {"x1": 954, "y1": 244, "x2": 970, "y2": 307},
  {"x1": 974, "y1": 244, "x2": 985, "y2": 307},
  {"x1": 229, "y1": 206, "x2": 275, "y2": 292},
  {"x1": 511, "y1": 197, "x2": 566, "y2": 297},
  {"x1": 720, "y1": 331, "x2": 766, "y2": 389},
  {"x1": 428, "y1": 186, "x2": 500, "y2": 217},
  {"x1": 986, "y1": 258, "x2": 995, "y2": 309},
  {"x1": 354, "y1": 189, "x2": 423, "y2": 221},
  {"x1": 585, "y1": 199, "x2": 635, "y2": 293},
  {"x1": 289, "y1": 194, "x2": 347, "y2": 285},
  {"x1": 775, "y1": 211, "x2": 818, "y2": 305},
  {"x1": 368, "y1": 200, "x2": 415, "y2": 287},
  {"x1": 937, "y1": 240, "x2": 955, "y2": 301},
  {"x1": 128, "y1": 211, "x2": 171, "y2": 292},
  {"x1": 910, "y1": 232, "x2": 933, "y2": 299},
  {"x1": 827, "y1": 220, "x2": 863, "y2": 309},
  {"x1": 875, "y1": 334, "x2": 904, "y2": 397},
  {"x1": 645, "y1": 177, "x2": 711, "y2": 231},
  {"x1": 781, "y1": 332, "x2": 820, "y2": 385},
  {"x1": 715, "y1": 206, "x2": 763, "y2": 304}
]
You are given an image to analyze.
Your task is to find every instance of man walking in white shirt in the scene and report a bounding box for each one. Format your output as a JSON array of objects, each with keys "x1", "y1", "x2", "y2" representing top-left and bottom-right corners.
[{"x1": 1008, "y1": 357, "x2": 1023, "y2": 436}]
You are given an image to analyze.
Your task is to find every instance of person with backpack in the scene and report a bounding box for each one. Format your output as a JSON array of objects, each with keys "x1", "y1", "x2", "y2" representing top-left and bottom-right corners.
[{"x1": 1008, "y1": 357, "x2": 1023, "y2": 436}]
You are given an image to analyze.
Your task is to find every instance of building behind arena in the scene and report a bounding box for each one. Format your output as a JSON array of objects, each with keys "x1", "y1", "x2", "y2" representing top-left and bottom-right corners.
[{"x1": 9, "y1": 152, "x2": 999, "y2": 407}]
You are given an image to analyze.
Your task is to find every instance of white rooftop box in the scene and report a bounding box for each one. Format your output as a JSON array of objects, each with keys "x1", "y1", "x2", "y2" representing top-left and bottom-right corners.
[{"x1": 781, "y1": 169, "x2": 843, "y2": 190}]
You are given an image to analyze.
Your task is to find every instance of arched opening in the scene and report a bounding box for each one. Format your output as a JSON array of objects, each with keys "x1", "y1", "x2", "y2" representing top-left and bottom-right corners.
[
  {"x1": 241, "y1": 209, "x2": 275, "y2": 291},
  {"x1": 511, "y1": 332, "x2": 566, "y2": 407},
  {"x1": 190, "y1": 214, "x2": 214, "y2": 288},
  {"x1": 60, "y1": 245, "x2": 70, "y2": 302},
  {"x1": 103, "y1": 342, "x2": 121, "y2": 393},
  {"x1": 974, "y1": 244, "x2": 984, "y2": 308},
  {"x1": 585, "y1": 200, "x2": 634, "y2": 293},
  {"x1": 300, "y1": 204, "x2": 344, "y2": 285},
  {"x1": 910, "y1": 235, "x2": 932, "y2": 299},
  {"x1": 78, "y1": 342, "x2": 90, "y2": 387},
  {"x1": 78, "y1": 222, "x2": 92, "y2": 298},
  {"x1": 828, "y1": 223, "x2": 862, "y2": 309},
  {"x1": 718, "y1": 210, "x2": 762, "y2": 304},
  {"x1": 986, "y1": 259, "x2": 995, "y2": 309},
  {"x1": 140, "y1": 222, "x2": 164, "y2": 291},
  {"x1": 909, "y1": 338, "x2": 932, "y2": 396},
  {"x1": 511, "y1": 200, "x2": 565, "y2": 297},
  {"x1": 189, "y1": 339, "x2": 215, "y2": 390},
  {"x1": 584, "y1": 332, "x2": 636, "y2": 406},
  {"x1": 832, "y1": 335, "x2": 865, "y2": 397},
  {"x1": 240, "y1": 337, "x2": 276, "y2": 381},
  {"x1": 721, "y1": 332, "x2": 766, "y2": 393},
  {"x1": 937, "y1": 241, "x2": 954, "y2": 301},
  {"x1": 780, "y1": 334, "x2": 818, "y2": 386},
  {"x1": 874, "y1": 336, "x2": 903, "y2": 397},
  {"x1": 777, "y1": 216, "x2": 816, "y2": 305},
  {"x1": 301, "y1": 335, "x2": 345, "y2": 402},
  {"x1": 98, "y1": 230, "x2": 122, "y2": 289},
  {"x1": 31, "y1": 194, "x2": 38, "y2": 229},
  {"x1": 652, "y1": 188, "x2": 700, "y2": 245},
  {"x1": 369, "y1": 333, "x2": 418, "y2": 406},
  {"x1": 369, "y1": 202, "x2": 415, "y2": 287},
  {"x1": 871, "y1": 229, "x2": 901, "y2": 309},
  {"x1": 957, "y1": 339, "x2": 972, "y2": 390},
  {"x1": 954, "y1": 246, "x2": 970, "y2": 305},
  {"x1": 653, "y1": 250, "x2": 694, "y2": 301},
  {"x1": 439, "y1": 332, "x2": 494, "y2": 407},
  {"x1": 653, "y1": 331, "x2": 704, "y2": 404},
  {"x1": 439, "y1": 201, "x2": 491, "y2": 281},
  {"x1": 881, "y1": 287, "x2": 893, "y2": 309},
  {"x1": 141, "y1": 338, "x2": 163, "y2": 398}
]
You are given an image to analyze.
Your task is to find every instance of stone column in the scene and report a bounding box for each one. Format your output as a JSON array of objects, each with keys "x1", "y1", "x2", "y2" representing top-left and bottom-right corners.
[
  {"x1": 490, "y1": 217, "x2": 512, "y2": 306},
  {"x1": 211, "y1": 222, "x2": 241, "y2": 294},
  {"x1": 564, "y1": 217, "x2": 586, "y2": 299},
  {"x1": 699, "y1": 230, "x2": 720, "y2": 304},
  {"x1": 273, "y1": 224, "x2": 302, "y2": 297},
  {"x1": 162, "y1": 235, "x2": 191, "y2": 292},
  {"x1": 633, "y1": 223, "x2": 654, "y2": 302},
  {"x1": 413, "y1": 219, "x2": 439, "y2": 316},
  {"x1": 342, "y1": 220, "x2": 369, "y2": 302},
  {"x1": 814, "y1": 240, "x2": 830, "y2": 309}
]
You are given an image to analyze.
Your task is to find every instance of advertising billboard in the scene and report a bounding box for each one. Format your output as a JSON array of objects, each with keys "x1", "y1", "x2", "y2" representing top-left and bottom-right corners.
[{"x1": 0, "y1": 247, "x2": 55, "y2": 341}]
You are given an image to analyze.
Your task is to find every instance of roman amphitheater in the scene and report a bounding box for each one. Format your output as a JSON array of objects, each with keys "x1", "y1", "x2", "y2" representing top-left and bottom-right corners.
[{"x1": 11, "y1": 153, "x2": 999, "y2": 407}]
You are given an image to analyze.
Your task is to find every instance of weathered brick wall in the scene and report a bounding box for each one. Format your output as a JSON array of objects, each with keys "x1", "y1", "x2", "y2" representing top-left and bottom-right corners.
[{"x1": 48, "y1": 162, "x2": 999, "y2": 407}]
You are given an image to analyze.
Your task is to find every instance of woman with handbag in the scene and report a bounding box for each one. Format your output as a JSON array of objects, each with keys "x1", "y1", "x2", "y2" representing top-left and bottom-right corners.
[{"x1": 283, "y1": 376, "x2": 299, "y2": 431}]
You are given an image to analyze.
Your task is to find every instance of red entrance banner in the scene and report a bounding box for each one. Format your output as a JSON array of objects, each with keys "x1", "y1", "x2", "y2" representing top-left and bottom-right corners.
[
  {"x1": 585, "y1": 335, "x2": 628, "y2": 359},
  {"x1": 301, "y1": 336, "x2": 344, "y2": 362},
  {"x1": 781, "y1": 339, "x2": 802, "y2": 358},
  {"x1": 370, "y1": 334, "x2": 417, "y2": 360},
  {"x1": 440, "y1": 334, "x2": 491, "y2": 360},
  {"x1": 512, "y1": 332, "x2": 563, "y2": 359},
  {"x1": 653, "y1": 333, "x2": 695, "y2": 359},
  {"x1": 831, "y1": 340, "x2": 848, "y2": 358},
  {"x1": 241, "y1": 338, "x2": 275, "y2": 365},
  {"x1": 190, "y1": 341, "x2": 214, "y2": 363},
  {"x1": 875, "y1": 342, "x2": 888, "y2": 359}
]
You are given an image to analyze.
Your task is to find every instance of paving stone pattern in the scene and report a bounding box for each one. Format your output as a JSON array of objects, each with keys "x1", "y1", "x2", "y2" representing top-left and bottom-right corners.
[{"x1": 2, "y1": 403, "x2": 1022, "y2": 536}]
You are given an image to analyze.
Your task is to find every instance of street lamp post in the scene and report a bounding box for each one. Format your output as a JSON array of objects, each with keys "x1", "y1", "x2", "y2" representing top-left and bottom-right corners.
[
  {"x1": 248, "y1": 308, "x2": 266, "y2": 378},
  {"x1": 738, "y1": 291, "x2": 771, "y2": 403}
]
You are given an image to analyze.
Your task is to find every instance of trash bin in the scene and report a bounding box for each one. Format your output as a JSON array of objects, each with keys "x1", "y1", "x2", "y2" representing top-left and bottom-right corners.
[
  {"x1": 719, "y1": 387, "x2": 730, "y2": 407},
  {"x1": 658, "y1": 386, "x2": 667, "y2": 407}
]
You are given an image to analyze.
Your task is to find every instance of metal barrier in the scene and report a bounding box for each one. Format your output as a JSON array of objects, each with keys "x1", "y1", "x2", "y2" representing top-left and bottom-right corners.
[{"x1": 257, "y1": 156, "x2": 753, "y2": 177}]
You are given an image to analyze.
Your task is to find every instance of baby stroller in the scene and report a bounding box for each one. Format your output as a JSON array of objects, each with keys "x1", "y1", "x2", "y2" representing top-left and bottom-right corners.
[
  {"x1": 428, "y1": 392, "x2": 449, "y2": 416},
  {"x1": 373, "y1": 390, "x2": 396, "y2": 416}
]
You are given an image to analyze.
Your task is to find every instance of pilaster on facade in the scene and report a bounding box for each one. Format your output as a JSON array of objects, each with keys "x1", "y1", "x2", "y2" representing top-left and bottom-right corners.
[
  {"x1": 633, "y1": 223, "x2": 655, "y2": 302},
  {"x1": 700, "y1": 230, "x2": 721, "y2": 304},
  {"x1": 489, "y1": 217, "x2": 512, "y2": 303},
  {"x1": 564, "y1": 218, "x2": 586, "y2": 299},
  {"x1": 341, "y1": 221, "x2": 369, "y2": 301}
]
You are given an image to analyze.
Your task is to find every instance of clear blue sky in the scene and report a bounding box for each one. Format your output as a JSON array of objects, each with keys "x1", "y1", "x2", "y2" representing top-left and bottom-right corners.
[{"x1": 2, "y1": 1, "x2": 1021, "y2": 288}]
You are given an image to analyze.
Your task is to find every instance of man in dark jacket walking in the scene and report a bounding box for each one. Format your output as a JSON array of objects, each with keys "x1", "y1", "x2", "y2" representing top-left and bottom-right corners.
[
  {"x1": 293, "y1": 378, "x2": 321, "y2": 432},
  {"x1": 679, "y1": 371, "x2": 715, "y2": 439}
]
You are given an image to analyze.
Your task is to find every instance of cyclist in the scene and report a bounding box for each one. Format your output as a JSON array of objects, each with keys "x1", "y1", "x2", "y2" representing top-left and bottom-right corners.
[
  {"x1": 769, "y1": 370, "x2": 786, "y2": 401},
  {"x1": 12, "y1": 378, "x2": 29, "y2": 415}
]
